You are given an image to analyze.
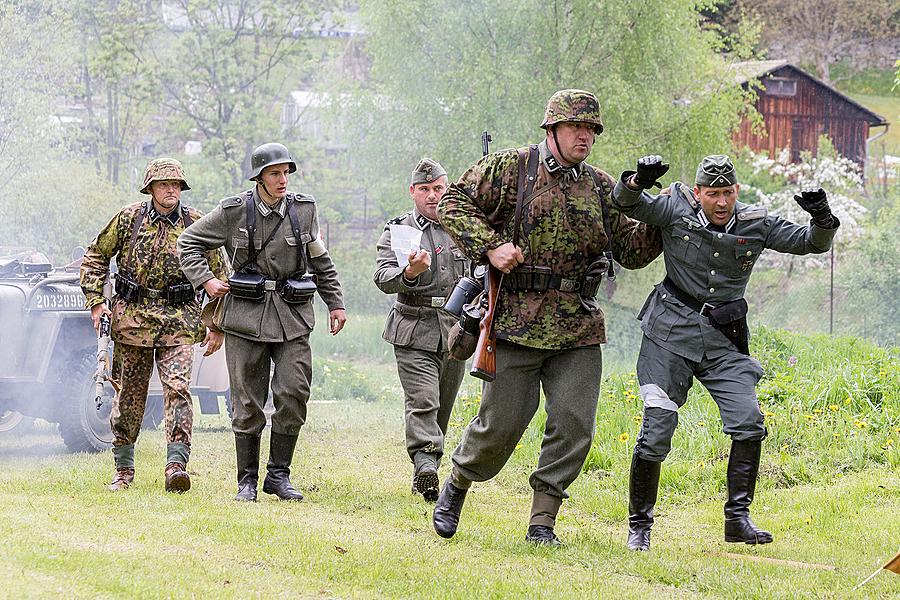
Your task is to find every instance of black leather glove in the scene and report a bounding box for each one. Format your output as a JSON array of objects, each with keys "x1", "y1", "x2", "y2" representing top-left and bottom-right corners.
[
  {"x1": 794, "y1": 188, "x2": 833, "y2": 227},
  {"x1": 633, "y1": 155, "x2": 670, "y2": 190}
]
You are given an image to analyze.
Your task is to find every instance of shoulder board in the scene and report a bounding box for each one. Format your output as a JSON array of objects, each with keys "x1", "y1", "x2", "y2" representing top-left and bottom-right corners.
[
  {"x1": 220, "y1": 196, "x2": 243, "y2": 209},
  {"x1": 387, "y1": 211, "x2": 412, "y2": 226},
  {"x1": 292, "y1": 192, "x2": 315, "y2": 203},
  {"x1": 736, "y1": 205, "x2": 768, "y2": 221},
  {"x1": 673, "y1": 182, "x2": 699, "y2": 209}
]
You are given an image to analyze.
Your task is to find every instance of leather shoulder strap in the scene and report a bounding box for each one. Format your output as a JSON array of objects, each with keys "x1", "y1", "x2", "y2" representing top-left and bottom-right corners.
[
  {"x1": 587, "y1": 167, "x2": 616, "y2": 278},
  {"x1": 512, "y1": 145, "x2": 539, "y2": 247},
  {"x1": 124, "y1": 202, "x2": 147, "y2": 272},
  {"x1": 286, "y1": 199, "x2": 308, "y2": 275}
]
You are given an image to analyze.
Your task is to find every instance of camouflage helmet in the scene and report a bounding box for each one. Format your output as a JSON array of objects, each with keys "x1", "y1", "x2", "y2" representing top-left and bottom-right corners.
[
  {"x1": 540, "y1": 89, "x2": 604, "y2": 134},
  {"x1": 140, "y1": 158, "x2": 190, "y2": 195},
  {"x1": 410, "y1": 157, "x2": 447, "y2": 185},
  {"x1": 248, "y1": 142, "x2": 297, "y2": 180},
  {"x1": 695, "y1": 154, "x2": 738, "y2": 187}
]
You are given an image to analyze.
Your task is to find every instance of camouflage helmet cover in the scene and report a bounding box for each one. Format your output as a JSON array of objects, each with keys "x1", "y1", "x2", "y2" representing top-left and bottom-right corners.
[
  {"x1": 248, "y1": 142, "x2": 297, "y2": 180},
  {"x1": 695, "y1": 154, "x2": 738, "y2": 187},
  {"x1": 410, "y1": 157, "x2": 447, "y2": 185},
  {"x1": 140, "y1": 158, "x2": 190, "y2": 195},
  {"x1": 540, "y1": 89, "x2": 604, "y2": 134}
]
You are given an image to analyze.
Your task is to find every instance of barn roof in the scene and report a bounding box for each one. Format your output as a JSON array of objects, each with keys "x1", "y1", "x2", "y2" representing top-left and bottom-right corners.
[{"x1": 731, "y1": 60, "x2": 887, "y2": 126}]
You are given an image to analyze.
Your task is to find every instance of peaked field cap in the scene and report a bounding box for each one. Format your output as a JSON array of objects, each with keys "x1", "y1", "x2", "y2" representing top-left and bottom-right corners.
[
  {"x1": 411, "y1": 157, "x2": 447, "y2": 185},
  {"x1": 695, "y1": 154, "x2": 738, "y2": 187}
]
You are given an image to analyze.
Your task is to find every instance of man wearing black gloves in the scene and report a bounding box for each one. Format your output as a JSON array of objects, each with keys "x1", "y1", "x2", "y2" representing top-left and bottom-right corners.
[{"x1": 612, "y1": 154, "x2": 839, "y2": 550}]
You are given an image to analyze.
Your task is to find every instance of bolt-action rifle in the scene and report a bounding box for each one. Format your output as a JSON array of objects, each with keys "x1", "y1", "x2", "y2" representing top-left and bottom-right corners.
[
  {"x1": 470, "y1": 130, "x2": 501, "y2": 382},
  {"x1": 94, "y1": 312, "x2": 120, "y2": 410}
]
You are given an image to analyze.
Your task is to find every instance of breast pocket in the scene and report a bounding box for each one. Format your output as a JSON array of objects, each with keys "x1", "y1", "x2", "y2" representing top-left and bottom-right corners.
[
  {"x1": 669, "y1": 226, "x2": 702, "y2": 265},
  {"x1": 730, "y1": 242, "x2": 764, "y2": 275}
]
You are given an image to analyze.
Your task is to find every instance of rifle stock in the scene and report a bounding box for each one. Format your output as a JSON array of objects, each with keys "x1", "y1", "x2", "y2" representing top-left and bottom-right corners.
[{"x1": 470, "y1": 266, "x2": 501, "y2": 381}]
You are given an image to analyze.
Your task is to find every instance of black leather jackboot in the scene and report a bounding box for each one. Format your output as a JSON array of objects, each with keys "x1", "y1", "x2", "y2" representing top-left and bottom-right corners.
[
  {"x1": 432, "y1": 480, "x2": 468, "y2": 539},
  {"x1": 724, "y1": 439, "x2": 773, "y2": 544},
  {"x1": 235, "y1": 434, "x2": 260, "y2": 502},
  {"x1": 262, "y1": 432, "x2": 304, "y2": 501},
  {"x1": 626, "y1": 452, "x2": 661, "y2": 551}
]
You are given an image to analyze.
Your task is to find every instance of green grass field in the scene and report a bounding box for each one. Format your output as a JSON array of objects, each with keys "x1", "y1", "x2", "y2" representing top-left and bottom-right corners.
[{"x1": 0, "y1": 328, "x2": 898, "y2": 599}]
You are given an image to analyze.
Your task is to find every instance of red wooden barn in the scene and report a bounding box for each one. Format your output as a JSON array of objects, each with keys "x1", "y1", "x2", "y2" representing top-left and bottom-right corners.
[{"x1": 732, "y1": 60, "x2": 888, "y2": 166}]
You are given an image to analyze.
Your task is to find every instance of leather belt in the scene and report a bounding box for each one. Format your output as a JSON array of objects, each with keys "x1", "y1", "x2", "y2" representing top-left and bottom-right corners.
[
  {"x1": 662, "y1": 277, "x2": 713, "y2": 316},
  {"x1": 503, "y1": 266, "x2": 580, "y2": 293},
  {"x1": 397, "y1": 293, "x2": 446, "y2": 308}
]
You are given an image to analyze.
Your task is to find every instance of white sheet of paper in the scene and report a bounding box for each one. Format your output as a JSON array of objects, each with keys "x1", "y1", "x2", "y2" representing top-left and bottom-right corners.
[{"x1": 390, "y1": 224, "x2": 423, "y2": 268}]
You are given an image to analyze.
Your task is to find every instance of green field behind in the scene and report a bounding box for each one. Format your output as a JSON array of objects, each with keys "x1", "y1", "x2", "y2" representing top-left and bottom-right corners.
[{"x1": 0, "y1": 327, "x2": 898, "y2": 599}]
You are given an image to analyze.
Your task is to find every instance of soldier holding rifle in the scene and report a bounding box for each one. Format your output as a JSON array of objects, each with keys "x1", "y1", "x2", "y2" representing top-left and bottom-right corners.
[
  {"x1": 433, "y1": 90, "x2": 662, "y2": 546},
  {"x1": 81, "y1": 158, "x2": 227, "y2": 493}
]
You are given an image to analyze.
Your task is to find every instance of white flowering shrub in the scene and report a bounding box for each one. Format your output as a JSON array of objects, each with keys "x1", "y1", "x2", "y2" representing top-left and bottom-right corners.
[{"x1": 741, "y1": 145, "x2": 868, "y2": 269}]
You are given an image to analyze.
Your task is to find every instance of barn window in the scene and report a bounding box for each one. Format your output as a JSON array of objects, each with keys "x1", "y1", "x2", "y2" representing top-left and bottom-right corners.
[{"x1": 765, "y1": 77, "x2": 797, "y2": 97}]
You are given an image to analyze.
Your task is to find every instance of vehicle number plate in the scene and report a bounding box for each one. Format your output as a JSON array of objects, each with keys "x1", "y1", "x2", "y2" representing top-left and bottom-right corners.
[{"x1": 30, "y1": 287, "x2": 87, "y2": 311}]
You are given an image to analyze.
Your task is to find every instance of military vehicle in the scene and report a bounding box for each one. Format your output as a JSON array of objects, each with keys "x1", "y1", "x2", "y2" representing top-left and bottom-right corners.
[{"x1": 0, "y1": 249, "x2": 230, "y2": 452}]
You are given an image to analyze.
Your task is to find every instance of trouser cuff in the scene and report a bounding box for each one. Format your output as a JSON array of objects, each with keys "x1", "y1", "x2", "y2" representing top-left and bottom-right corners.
[
  {"x1": 112, "y1": 444, "x2": 135, "y2": 469},
  {"x1": 529, "y1": 490, "x2": 563, "y2": 528},
  {"x1": 166, "y1": 442, "x2": 190, "y2": 466},
  {"x1": 450, "y1": 467, "x2": 472, "y2": 490}
]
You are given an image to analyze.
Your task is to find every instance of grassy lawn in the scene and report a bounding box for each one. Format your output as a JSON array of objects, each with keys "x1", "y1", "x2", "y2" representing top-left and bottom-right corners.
[
  {"x1": 846, "y1": 93, "x2": 900, "y2": 156},
  {"x1": 1, "y1": 390, "x2": 898, "y2": 599}
]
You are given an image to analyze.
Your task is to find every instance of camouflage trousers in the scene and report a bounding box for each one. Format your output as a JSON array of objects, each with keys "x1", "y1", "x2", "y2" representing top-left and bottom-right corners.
[{"x1": 110, "y1": 343, "x2": 194, "y2": 448}]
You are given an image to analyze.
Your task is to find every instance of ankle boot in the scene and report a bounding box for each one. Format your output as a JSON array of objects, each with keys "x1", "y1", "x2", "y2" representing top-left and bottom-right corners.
[
  {"x1": 412, "y1": 452, "x2": 440, "y2": 502},
  {"x1": 164, "y1": 462, "x2": 191, "y2": 493},
  {"x1": 627, "y1": 452, "x2": 661, "y2": 551},
  {"x1": 432, "y1": 479, "x2": 468, "y2": 539},
  {"x1": 724, "y1": 439, "x2": 773, "y2": 544},
  {"x1": 235, "y1": 434, "x2": 260, "y2": 502},
  {"x1": 108, "y1": 467, "x2": 134, "y2": 491},
  {"x1": 262, "y1": 432, "x2": 304, "y2": 501}
]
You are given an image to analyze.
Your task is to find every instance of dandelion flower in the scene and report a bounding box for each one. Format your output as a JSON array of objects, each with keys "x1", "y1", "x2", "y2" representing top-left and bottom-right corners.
[
  {"x1": 828, "y1": 405, "x2": 839, "y2": 412},
  {"x1": 697, "y1": 421, "x2": 707, "y2": 427},
  {"x1": 804, "y1": 516, "x2": 812, "y2": 525},
  {"x1": 618, "y1": 433, "x2": 629, "y2": 443},
  {"x1": 854, "y1": 420, "x2": 867, "y2": 429}
]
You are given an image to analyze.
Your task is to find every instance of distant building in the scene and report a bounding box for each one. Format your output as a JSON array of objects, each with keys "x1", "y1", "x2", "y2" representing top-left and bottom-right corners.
[{"x1": 732, "y1": 60, "x2": 889, "y2": 167}]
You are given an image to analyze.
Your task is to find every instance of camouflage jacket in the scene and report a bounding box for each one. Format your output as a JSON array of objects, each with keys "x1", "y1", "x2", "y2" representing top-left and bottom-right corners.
[
  {"x1": 177, "y1": 187, "x2": 344, "y2": 343},
  {"x1": 81, "y1": 201, "x2": 228, "y2": 347},
  {"x1": 437, "y1": 141, "x2": 662, "y2": 349}
]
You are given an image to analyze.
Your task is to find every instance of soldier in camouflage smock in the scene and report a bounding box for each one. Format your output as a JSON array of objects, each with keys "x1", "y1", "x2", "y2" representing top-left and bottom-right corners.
[
  {"x1": 178, "y1": 142, "x2": 346, "y2": 503},
  {"x1": 81, "y1": 158, "x2": 228, "y2": 493},
  {"x1": 432, "y1": 90, "x2": 662, "y2": 546},
  {"x1": 612, "y1": 154, "x2": 839, "y2": 551},
  {"x1": 374, "y1": 158, "x2": 469, "y2": 502}
]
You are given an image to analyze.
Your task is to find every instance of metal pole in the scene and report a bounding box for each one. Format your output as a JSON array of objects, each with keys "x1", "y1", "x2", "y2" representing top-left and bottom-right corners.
[{"x1": 829, "y1": 245, "x2": 834, "y2": 335}]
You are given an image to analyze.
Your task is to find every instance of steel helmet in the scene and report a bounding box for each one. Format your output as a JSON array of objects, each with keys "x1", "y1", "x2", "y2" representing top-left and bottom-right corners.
[
  {"x1": 540, "y1": 89, "x2": 604, "y2": 134},
  {"x1": 140, "y1": 158, "x2": 190, "y2": 194},
  {"x1": 248, "y1": 142, "x2": 297, "y2": 180}
]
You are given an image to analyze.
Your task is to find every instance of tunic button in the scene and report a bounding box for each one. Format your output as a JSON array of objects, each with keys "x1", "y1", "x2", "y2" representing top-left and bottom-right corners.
[
  {"x1": 717, "y1": 233, "x2": 724, "y2": 239},
  {"x1": 683, "y1": 235, "x2": 690, "y2": 241},
  {"x1": 662, "y1": 294, "x2": 668, "y2": 299},
  {"x1": 713, "y1": 252, "x2": 720, "y2": 257},
  {"x1": 709, "y1": 287, "x2": 715, "y2": 293},
  {"x1": 710, "y1": 270, "x2": 716, "y2": 275},
  {"x1": 746, "y1": 250, "x2": 753, "y2": 256}
]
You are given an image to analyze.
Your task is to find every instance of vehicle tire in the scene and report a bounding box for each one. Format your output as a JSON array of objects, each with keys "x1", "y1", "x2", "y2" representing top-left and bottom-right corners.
[
  {"x1": 0, "y1": 410, "x2": 35, "y2": 435},
  {"x1": 58, "y1": 348, "x2": 115, "y2": 453}
]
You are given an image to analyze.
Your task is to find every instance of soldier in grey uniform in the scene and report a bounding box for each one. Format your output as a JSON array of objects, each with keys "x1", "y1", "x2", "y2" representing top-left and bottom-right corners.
[
  {"x1": 177, "y1": 142, "x2": 346, "y2": 502},
  {"x1": 373, "y1": 158, "x2": 469, "y2": 502},
  {"x1": 612, "y1": 154, "x2": 840, "y2": 551}
]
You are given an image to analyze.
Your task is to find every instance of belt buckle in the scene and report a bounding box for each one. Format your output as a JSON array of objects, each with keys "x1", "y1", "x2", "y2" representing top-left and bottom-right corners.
[
  {"x1": 700, "y1": 302, "x2": 715, "y2": 317},
  {"x1": 145, "y1": 288, "x2": 161, "y2": 299},
  {"x1": 431, "y1": 297, "x2": 445, "y2": 308},
  {"x1": 559, "y1": 278, "x2": 579, "y2": 293},
  {"x1": 264, "y1": 280, "x2": 277, "y2": 291}
]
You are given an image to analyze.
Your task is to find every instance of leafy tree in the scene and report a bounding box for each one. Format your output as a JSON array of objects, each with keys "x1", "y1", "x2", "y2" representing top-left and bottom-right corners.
[
  {"x1": 734, "y1": 0, "x2": 900, "y2": 84},
  {"x1": 152, "y1": 0, "x2": 339, "y2": 190},
  {"x1": 67, "y1": 0, "x2": 161, "y2": 184},
  {"x1": 0, "y1": 1, "x2": 74, "y2": 190},
  {"x1": 345, "y1": 0, "x2": 754, "y2": 218}
]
